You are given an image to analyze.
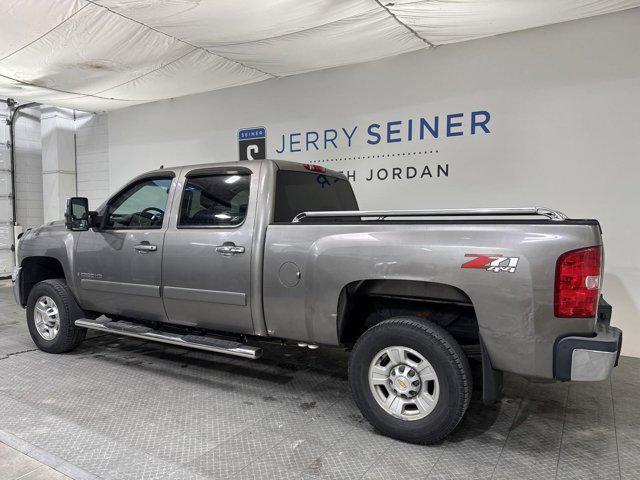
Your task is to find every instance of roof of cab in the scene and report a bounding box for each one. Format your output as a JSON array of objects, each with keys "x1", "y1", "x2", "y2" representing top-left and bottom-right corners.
[
  {"x1": 155, "y1": 159, "x2": 346, "y2": 180},
  {"x1": 270, "y1": 159, "x2": 345, "y2": 178}
]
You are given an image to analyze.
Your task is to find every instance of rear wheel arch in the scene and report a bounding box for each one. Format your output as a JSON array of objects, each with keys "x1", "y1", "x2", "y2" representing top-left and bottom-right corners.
[
  {"x1": 338, "y1": 279, "x2": 502, "y2": 405},
  {"x1": 337, "y1": 279, "x2": 478, "y2": 346}
]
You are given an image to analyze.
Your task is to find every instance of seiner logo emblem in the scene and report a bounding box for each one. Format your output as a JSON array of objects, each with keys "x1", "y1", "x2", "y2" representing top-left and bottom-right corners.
[
  {"x1": 238, "y1": 127, "x2": 266, "y2": 161},
  {"x1": 461, "y1": 254, "x2": 520, "y2": 273}
]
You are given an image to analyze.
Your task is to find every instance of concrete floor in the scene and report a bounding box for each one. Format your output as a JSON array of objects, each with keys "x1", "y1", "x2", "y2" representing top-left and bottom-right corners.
[
  {"x1": 0, "y1": 281, "x2": 638, "y2": 480},
  {"x1": 0, "y1": 442, "x2": 70, "y2": 480}
]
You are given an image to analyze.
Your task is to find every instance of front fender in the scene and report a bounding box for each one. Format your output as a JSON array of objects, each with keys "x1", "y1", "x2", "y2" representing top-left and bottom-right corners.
[{"x1": 18, "y1": 222, "x2": 80, "y2": 299}]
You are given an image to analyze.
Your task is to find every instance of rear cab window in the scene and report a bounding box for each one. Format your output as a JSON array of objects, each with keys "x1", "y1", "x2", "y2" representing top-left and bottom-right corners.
[{"x1": 274, "y1": 170, "x2": 358, "y2": 223}]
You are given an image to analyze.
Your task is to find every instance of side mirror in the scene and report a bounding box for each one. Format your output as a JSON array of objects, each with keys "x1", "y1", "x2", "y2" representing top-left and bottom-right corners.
[{"x1": 65, "y1": 197, "x2": 89, "y2": 231}]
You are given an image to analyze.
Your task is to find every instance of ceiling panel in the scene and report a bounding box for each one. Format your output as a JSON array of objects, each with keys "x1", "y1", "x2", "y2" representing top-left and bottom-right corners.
[
  {"x1": 389, "y1": 0, "x2": 639, "y2": 44},
  {"x1": 99, "y1": 49, "x2": 270, "y2": 102},
  {"x1": 0, "y1": 0, "x2": 637, "y2": 111},
  {"x1": 97, "y1": 0, "x2": 378, "y2": 47},
  {"x1": 212, "y1": 9, "x2": 426, "y2": 77},
  {"x1": 0, "y1": 0, "x2": 84, "y2": 58}
]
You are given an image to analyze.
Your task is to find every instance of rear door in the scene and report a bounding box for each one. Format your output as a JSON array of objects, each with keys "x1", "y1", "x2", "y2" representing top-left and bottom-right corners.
[
  {"x1": 75, "y1": 172, "x2": 177, "y2": 321},
  {"x1": 161, "y1": 164, "x2": 259, "y2": 333}
]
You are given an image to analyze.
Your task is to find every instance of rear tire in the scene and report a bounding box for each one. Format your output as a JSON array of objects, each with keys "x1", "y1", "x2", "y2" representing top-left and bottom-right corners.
[
  {"x1": 349, "y1": 316, "x2": 472, "y2": 444},
  {"x1": 26, "y1": 279, "x2": 87, "y2": 353}
]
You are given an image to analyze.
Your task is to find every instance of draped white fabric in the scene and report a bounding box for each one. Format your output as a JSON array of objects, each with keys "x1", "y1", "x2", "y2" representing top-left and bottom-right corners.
[{"x1": 0, "y1": 0, "x2": 637, "y2": 111}]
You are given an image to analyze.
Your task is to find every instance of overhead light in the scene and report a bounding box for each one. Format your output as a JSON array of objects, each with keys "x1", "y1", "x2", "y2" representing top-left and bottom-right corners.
[{"x1": 225, "y1": 175, "x2": 241, "y2": 184}]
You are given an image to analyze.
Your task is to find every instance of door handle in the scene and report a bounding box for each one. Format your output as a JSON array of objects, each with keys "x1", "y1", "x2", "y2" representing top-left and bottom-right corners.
[
  {"x1": 134, "y1": 244, "x2": 157, "y2": 253},
  {"x1": 215, "y1": 243, "x2": 245, "y2": 256}
]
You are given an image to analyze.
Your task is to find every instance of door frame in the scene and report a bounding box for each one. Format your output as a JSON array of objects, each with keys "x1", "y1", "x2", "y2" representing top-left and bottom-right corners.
[
  {"x1": 161, "y1": 162, "x2": 266, "y2": 334},
  {"x1": 74, "y1": 169, "x2": 180, "y2": 320}
]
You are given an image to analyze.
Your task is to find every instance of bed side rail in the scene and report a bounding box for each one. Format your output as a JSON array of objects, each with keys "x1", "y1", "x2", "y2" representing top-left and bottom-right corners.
[{"x1": 291, "y1": 207, "x2": 568, "y2": 223}]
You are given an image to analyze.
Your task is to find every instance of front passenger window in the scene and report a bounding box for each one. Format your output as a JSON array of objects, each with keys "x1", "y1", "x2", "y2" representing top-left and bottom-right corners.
[{"x1": 104, "y1": 178, "x2": 172, "y2": 229}]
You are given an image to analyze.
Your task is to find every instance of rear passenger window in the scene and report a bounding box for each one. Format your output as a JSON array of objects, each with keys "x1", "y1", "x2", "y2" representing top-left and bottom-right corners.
[{"x1": 178, "y1": 174, "x2": 250, "y2": 227}]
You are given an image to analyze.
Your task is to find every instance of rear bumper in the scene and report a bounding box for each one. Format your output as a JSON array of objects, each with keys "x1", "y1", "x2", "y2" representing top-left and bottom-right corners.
[{"x1": 554, "y1": 314, "x2": 622, "y2": 381}]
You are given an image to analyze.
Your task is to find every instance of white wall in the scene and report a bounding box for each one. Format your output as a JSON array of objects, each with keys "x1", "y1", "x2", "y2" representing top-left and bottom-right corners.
[
  {"x1": 0, "y1": 103, "x2": 14, "y2": 275},
  {"x1": 75, "y1": 112, "x2": 109, "y2": 208},
  {"x1": 0, "y1": 103, "x2": 42, "y2": 276},
  {"x1": 41, "y1": 107, "x2": 77, "y2": 223},
  {"x1": 37, "y1": 110, "x2": 110, "y2": 219},
  {"x1": 13, "y1": 107, "x2": 43, "y2": 229},
  {"x1": 106, "y1": 9, "x2": 640, "y2": 356},
  {"x1": 0, "y1": 104, "x2": 42, "y2": 276}
]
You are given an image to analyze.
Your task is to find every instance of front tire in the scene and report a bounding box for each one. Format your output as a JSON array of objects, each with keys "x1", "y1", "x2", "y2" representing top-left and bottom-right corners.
[
  {"x1": 27, "y1": 279, "x2": 87, "y2": 353},
  {"x1": 349, "y1": 316, "x2": 472, "y2": 444}
]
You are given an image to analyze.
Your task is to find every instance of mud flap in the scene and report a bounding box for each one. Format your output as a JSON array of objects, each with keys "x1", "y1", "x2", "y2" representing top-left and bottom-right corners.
[{"x1": 480, "y1": 336, "x2": 503, "y2": 405}]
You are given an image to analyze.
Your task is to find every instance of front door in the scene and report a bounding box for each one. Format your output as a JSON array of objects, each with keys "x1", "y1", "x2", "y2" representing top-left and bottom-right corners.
[
  {"x1": 75, "y1": 173, "x2": 176, "y2": 321},
  {"x1": 161, "y1": 165, "x2": 257, "y2": 333}
]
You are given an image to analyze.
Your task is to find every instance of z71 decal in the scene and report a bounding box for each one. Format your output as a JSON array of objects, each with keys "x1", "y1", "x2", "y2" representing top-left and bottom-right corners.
[{"x1": 461, "y1": 254, "x2": 520, "y2": 273}]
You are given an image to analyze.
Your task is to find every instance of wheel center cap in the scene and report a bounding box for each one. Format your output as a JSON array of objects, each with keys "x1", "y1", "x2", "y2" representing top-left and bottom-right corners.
[
  {"x1": 389, "y1": 364, "x2": 421, "y2": 397},
  {"x1": 394, "y1": 376, "x2": 410, "y2": 392}
]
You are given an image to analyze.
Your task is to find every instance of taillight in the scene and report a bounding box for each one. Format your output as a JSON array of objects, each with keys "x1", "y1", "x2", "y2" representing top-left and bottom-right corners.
[
  {"x1": 554, "y1": 246, "x2": 602, "y2": 318},
  {"x1": 303, "y1": 164, "x2": 326, "y2": 173}
]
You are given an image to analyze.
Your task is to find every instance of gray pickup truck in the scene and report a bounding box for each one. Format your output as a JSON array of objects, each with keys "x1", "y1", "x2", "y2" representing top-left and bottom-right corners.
[{"x1": 12, "y1": 159, "x2": 622, "y2": 444}]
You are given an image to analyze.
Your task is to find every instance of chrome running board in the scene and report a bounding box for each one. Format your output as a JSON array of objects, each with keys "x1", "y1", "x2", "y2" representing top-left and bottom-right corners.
[{"x1": 75, "y1": 318, "x2": 262, "y2": 359}]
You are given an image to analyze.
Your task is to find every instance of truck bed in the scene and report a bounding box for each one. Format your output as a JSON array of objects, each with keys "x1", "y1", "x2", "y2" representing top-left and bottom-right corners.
[{"x1": 263, "y1": 214, "x2": 603, "y2": 379}]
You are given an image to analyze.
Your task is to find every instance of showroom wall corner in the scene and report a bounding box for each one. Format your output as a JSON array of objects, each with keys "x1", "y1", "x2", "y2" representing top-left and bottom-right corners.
[
  {"x1": 14, "y1": 108, "x2": 43, "y2": 230},
  {"x1": 75, "y1": 112, "x2": 110, "y2": 209}
]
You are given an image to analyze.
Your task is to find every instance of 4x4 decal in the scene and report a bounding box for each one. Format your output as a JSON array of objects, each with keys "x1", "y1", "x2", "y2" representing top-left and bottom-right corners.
[{"x1": 461, "y1": 254, "x2": 519, "y2": 273}]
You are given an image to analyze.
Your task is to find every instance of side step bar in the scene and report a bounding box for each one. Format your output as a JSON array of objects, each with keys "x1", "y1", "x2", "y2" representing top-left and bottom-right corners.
[{"x1": 75, "y1": 318, "x2": 262, "y2": 359}]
